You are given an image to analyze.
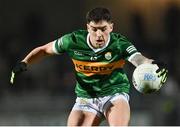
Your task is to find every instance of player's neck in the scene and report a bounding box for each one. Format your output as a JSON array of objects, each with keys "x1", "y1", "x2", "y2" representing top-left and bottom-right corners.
[{"x1": 87, "y1": 33, "x2": 110, "y2": 53}]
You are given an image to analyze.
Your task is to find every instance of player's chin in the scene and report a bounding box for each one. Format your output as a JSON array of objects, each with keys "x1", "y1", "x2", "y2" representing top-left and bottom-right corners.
[
  {"x1": 97, "y1": 44, "x2": 104, "y2": 48},
  {"x1": 96, "y1": 41, "x2": 105, "y2": 47}
]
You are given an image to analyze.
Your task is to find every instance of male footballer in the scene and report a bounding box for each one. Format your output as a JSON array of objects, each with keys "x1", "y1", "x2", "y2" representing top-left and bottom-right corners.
[{"x1": 11, "y1": 7, "x2": 168, "y2": 126}]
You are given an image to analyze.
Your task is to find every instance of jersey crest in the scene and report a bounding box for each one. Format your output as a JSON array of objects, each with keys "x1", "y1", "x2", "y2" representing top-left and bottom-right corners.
[{"x1": 104, "y1": 52, "x2": 112, "y2": 60}]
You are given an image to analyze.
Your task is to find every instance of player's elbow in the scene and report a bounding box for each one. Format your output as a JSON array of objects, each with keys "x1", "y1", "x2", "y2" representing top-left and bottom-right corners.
[{"x1": 38, "y1": 43, "x2": 54, "y2": 55}]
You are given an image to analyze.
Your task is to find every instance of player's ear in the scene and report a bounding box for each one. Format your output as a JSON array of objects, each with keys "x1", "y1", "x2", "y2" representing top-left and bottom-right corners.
[
  {"x1": 87, "y1": 23, "x2": 90, "y2": 32},
  {"x1": 109, "y1": 22, "x2": 114, "y2": 32}
]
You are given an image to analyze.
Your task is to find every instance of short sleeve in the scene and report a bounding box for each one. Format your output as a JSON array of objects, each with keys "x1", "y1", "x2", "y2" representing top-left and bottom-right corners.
[
  {"x1": 52, "y1": 34, "x2": 72, "y2": 54},
  {"x1": 119, "y1": 35, "x2": 138, "y2": 60}
]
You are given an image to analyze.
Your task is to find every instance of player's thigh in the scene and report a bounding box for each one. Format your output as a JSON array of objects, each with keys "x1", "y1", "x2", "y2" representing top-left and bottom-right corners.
[
  {"x1": 67, "y1": 110, "x2": 101, "y2": 126},
  {"x1": 105, "y1": 98, "x2": 130, "y2": 126}
]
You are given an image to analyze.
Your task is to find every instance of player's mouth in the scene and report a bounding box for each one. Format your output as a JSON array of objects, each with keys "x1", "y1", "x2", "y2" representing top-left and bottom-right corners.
[
  {"x1": 96, "y1": 39, "x2": 105, "y2": 47},
  {"x1": 97, "y1": 39, "x2": 103, "y2": 42}
]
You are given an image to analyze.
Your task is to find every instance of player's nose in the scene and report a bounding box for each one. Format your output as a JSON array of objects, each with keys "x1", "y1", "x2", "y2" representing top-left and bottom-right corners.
[{"x1": 96, "y1": 29, "x2": 103, "y2": 37}]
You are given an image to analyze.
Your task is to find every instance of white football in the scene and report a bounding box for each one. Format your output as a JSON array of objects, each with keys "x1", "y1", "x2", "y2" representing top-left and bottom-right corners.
[{"x1": 132, "y1": 63, "x2": 162, "y2": 94}]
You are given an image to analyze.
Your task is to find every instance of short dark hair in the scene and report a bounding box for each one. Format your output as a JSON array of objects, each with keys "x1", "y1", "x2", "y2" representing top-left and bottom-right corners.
[{"x1": 86, "y1": 7, "x2": 112, "y2": 23}]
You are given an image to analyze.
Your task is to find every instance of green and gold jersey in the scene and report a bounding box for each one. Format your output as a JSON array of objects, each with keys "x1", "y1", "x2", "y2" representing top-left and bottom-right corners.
[{"x1": 53, "y1": 30, "x2": 138, "y2": 98}]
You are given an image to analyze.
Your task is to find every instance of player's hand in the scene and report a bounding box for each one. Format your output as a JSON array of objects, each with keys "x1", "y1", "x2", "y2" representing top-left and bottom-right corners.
[
  {"x1": 10, "y1": 62, "x2": 27, "y2": 84},
  {"x1": 152, "y1": 60, "x2": 168, "y2": 84}
]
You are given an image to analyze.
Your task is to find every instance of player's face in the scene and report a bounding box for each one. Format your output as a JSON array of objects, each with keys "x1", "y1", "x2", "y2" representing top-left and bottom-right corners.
[{"x1": 87, "y1": 20, "x2": 113, "y2": 48}]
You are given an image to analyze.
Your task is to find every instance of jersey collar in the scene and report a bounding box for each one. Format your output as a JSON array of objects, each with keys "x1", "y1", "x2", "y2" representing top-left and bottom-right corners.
[{"x1": 86, "y1": 33, "x2": 110, "y2": 53}]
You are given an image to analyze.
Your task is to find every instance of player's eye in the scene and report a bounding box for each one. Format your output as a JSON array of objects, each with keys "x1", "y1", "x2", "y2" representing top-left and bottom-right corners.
[
  {"x1": 101, "y1": 27, "x2": 107, "y2": 32},
  {"x1": 92, "y1": 28, "x2": 97, "y2": 32}
]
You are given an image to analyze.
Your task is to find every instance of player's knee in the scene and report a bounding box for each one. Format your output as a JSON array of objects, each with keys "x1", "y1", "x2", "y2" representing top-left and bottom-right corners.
[{"x1": 108, "y1": 118, "x2": 129, "y2": 126}]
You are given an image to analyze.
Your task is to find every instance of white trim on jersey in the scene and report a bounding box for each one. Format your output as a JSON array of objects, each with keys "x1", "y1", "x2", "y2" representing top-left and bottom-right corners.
[
  {"x1": 52, "y1": 38, "x2": 62, "y2": 55},
  {"x1": 126, "y1": 45, "x2": 136, "y2": 53},
  {"x1": 86, "y1": 33, "x2": 110, "y2": 53},
  {"x1": 128, "y1": 52, "x2": 141, "y2": 62},
  {"x1": 52, "y1": 40, "x2": 58, "y2": 54}
]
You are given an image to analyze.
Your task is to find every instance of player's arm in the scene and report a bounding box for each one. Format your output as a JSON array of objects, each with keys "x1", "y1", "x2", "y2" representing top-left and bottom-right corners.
[
  {"x1": 22, "y1": 41, "x2": 55, "y2": 65},
  {"x1": 10, "y1": 41, "x2": 55, "y2": 84},
  {"x1": 128, "y1": 53, "x2": 168, "y2": 84},
  {"x1": 128, "y1": 53, "x2": 153, "y2": 67}
]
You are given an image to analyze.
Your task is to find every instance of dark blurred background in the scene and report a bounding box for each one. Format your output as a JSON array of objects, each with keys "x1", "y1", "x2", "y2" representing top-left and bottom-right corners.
[{"x1": 0, "y1": 0, "x2": 179, "y2": 125}]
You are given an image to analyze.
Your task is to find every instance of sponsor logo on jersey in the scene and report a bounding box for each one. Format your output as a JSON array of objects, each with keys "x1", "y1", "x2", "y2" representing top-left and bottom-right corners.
[
  {"x1": 74, "y1": 51, "x2": 84, "y2": 56},
  {"x1": 105, "y1": 52, "x2": 112, "y2": 60},
  {"x1": 72, "y1": 59, "x2": 125, "y2": 76}
]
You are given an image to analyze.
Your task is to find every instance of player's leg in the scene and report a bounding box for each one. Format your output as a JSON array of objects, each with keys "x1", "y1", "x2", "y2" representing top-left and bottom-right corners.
[
  {"x1": 104, "y1": 93, "x2": 130, "y2": 126},
  {"x1": 67, "y1": 110, "x2": 101, "y2": 126}
]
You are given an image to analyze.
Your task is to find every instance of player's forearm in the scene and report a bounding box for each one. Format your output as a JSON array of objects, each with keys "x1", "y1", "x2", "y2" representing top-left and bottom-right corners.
[
  {"x1": 22, "y1": 46, "x2": 51, "y2": 65},
  {"x1": 129, "y1": 53, "x2": 153, "y2": 67}
]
